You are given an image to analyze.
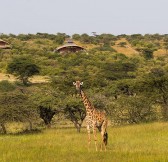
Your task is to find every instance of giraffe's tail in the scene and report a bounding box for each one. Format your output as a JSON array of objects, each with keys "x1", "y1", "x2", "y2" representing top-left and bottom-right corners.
[{"x1": 103, "y1": 131, "x2": 108, "y2": 146}]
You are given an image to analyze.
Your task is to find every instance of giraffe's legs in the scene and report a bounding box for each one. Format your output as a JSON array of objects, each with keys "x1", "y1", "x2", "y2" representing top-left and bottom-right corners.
[
  {"x1": 101, "y1": 130, "x2": 106, "y2": 151},
  {"x1": 101, "y1": 121, "x2": 108, "y2": 151},
  {"x1": 93, "y1": 125, "x2": 98, "y2": 151},
  {"x1": 86, "y1": 125, "x2": 91, "y2": 151}
]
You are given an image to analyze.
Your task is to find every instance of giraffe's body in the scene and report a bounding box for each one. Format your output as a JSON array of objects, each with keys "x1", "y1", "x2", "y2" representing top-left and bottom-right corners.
[{"x1": 73, "y1": 81, "x2": 108, "y2": 151}]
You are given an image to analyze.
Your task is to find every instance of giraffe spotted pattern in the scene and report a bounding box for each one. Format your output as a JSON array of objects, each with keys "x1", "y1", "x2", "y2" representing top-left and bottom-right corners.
[{"x1": 73, "y1": 81, "x2": 108, "y2": 151}]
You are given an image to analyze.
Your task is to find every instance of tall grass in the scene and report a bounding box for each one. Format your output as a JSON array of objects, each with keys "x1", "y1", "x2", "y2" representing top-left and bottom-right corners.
[{"x1": 0, "y1": 122, "x2": 168, "y2": 162}]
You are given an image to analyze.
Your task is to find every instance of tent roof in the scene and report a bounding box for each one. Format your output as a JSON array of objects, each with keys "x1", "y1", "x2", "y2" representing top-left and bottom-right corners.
[
  {"x1": 56, "y1": 39, "x2": 84, "y2": 51},
  {"x1": 0, "y1": 39, "x2": 9, "y2": 44}
]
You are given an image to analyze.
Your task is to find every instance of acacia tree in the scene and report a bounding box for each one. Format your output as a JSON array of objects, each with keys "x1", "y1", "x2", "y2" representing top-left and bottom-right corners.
[
  {"x1": 106, "y1": 95, "x2": 155, "y2": 125},
  {"x1": 63, "y1": 96, "x2": 86, "y2": 133},
  {"x1": 7, "y1": 56, "x2": 40, "y2": 85},
  {"x1": 0, "y1": 92, "x2": 38, "y2": 134},
  {"x1": 30, "y1": 85, "x2": 64, "y2": 128},
  {"x1": 101, "y1": 61, "x2": 136, "y2": 81},
  {"x1": 142, "y1": 68, "x2": 168, "y2": 120},
  {"x1": 141, "y1": 48, "x2": 154, "y2": 60}
]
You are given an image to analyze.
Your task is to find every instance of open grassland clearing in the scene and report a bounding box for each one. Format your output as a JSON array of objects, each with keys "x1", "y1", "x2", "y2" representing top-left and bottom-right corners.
[
  {"x1": 1, "y1": 122, "x2": 168, "y2": 162},
  {"x1": 112, "y1": 38, "x2": 139, "y2": 56},
  {"x1": 0, "y1": 73, "x2": 49, "y2": 83}
]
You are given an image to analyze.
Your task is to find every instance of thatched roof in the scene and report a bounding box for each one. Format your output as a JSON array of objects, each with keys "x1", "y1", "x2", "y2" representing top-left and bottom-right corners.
[
  {"x1": 56, "y1": 39, "x2": 84, "y2": 52},
  {"x1": 0, "y1": 39, "x2": 10, "y2": 49},
  {"x1": 0, "y1": 39, "x2": 9, "y2": 44}
]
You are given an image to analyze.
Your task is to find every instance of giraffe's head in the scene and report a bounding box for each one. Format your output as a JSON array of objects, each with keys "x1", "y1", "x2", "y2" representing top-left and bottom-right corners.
[{"x1": 73, "y1": 80, "x2": 83, "y2": 92}]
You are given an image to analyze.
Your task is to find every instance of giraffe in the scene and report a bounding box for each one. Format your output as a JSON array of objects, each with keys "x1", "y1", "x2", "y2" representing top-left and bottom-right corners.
[{"x1": 73, "y1": 80, "x2": 108, "y2": 151}]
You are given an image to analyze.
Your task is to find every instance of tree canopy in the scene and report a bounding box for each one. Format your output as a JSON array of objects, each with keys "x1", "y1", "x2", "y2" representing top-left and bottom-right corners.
[
  {"x1": 7, "y1": 56, "x2": 40, "y2": 85},
  {"x1": 1, "y1": 33, "x2": 168, "y2": 133}
]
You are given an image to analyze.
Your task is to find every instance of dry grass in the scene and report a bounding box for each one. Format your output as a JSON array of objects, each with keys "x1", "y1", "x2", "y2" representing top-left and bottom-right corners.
[
  {"x1": 0, "y1": 122, "x2": 168, "y2": 162},
  {"x1": 0, "y1": 73, "x2": 49, "y2": 83},
  {"x1": 0, "y1": 73, "x2": 16, "y2": 82},
  {"x1": 112, "y1": 38, "x2": 139, "y2": 56},
  {"x1": 154, "y1": 49, "x2": 167, "y2": 57},
  {"x1": 74, "y1": 41, "x2": 98, "y2": 50},
  {"x1": 112, "y1": 45, "x2": 138, "y2": 56}
]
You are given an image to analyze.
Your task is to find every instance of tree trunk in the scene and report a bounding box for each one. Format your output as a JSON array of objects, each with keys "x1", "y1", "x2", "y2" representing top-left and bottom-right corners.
[
  {"x1": 74, "y1": 122, "x2": 81, "y2": 133},
  {"x1": 161, "y1": 94, "x2": 168, "y2": 121},
  {"x1": 162, "y1": 105, "x2": 168, "y2": 121},
  {"x1": 1, "y1": 123, "x2": 7, "y2": 134},
  {"x1": 28, "y1": 120, "x2": 33, "y2": 130},
  {"x1": 22, "y1": 77, "x2": 29, "y2": 85},
  {"x1": 47, "y1": 123, "x2": 51, "y2": 128},
  {"x1": 77, "y1": 126, "x2": 81, "y2": 133}
]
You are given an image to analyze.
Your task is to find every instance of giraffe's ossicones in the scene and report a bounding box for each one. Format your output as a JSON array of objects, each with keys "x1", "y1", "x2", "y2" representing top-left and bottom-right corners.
[{"x1": 73, "y1": 80, "x2": 108, "y2": 151}]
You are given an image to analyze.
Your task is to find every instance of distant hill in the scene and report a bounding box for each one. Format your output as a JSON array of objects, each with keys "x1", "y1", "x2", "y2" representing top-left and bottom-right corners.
[{"x1": 0, "y1": 33, "x2": 167, "y2": 79}]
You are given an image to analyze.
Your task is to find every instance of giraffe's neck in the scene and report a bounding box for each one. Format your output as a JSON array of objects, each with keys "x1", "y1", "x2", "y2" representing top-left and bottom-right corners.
[{"x1": 80, "y1": 89, "x2": 94, "y2": 112}]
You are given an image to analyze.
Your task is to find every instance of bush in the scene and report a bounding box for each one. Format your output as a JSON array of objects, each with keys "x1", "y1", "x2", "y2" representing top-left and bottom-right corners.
[
  {"x1": 108, "y1": 96, "x2": 156, "y2": 125},
  {"x1": 0, "y1": 80, "x2": 16, "y2": 92}
]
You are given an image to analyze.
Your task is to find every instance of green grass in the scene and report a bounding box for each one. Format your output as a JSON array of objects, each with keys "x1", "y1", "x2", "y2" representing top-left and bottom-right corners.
[{"x1": 1, "y1": 122, "x2": 168, "y2": 162}]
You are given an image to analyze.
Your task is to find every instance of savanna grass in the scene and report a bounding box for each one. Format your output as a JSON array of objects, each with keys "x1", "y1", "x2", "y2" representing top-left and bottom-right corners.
[{"x1": 0, "y1": 122, "x2": 168, "y2": 162}]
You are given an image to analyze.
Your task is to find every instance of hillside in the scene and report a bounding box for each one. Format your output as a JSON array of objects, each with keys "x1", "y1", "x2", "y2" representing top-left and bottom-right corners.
[
  {"x1": 76, "y1": 37, "x2": 167, "y2": 57},
  {"x1": 112, "y1": 38, "x2": 139, "y2": 56},
  {"x1": 0, "y1": 33, "x2": 167, "y2": 79},
  {"x1": 1, "y1": 33, "x2": 168, "y2": 134}
]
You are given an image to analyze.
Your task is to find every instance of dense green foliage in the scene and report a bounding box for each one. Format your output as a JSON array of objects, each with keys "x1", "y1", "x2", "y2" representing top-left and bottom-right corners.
[
  {"x1": 1, "y1": 33, "x2": 168, "y2": 133},
  {"x1": 7, "y1": 56, "x2": 40, "y2": 85},
  {"x1": 0, "y1": 91, "x2": 38, "y2": 133}
]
